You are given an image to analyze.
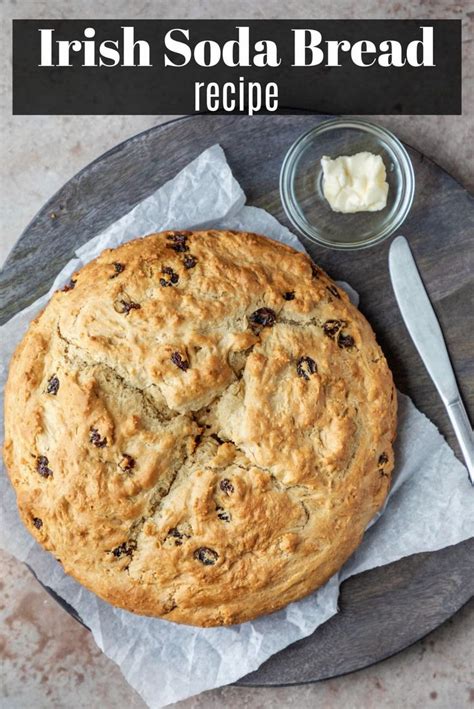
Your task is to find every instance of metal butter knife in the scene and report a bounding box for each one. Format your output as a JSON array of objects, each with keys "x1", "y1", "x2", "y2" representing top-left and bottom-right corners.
[{"x1": 389, "y1": 235, "x2": 474, "y2": 485}]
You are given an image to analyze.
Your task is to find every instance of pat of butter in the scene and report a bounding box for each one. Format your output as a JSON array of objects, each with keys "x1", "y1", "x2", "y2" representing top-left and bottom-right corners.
[{"x1": 321, "y1": 152, "x2": 389, "y2": 214}]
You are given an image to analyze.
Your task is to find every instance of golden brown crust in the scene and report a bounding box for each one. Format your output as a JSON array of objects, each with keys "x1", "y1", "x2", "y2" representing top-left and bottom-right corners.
[{"x1": 3, "y1": 230, "x2": 396, "y2": 626}]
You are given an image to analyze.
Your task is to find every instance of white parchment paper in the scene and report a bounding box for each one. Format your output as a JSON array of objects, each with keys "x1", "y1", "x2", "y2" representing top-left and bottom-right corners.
[{"x1": 1, "y1": 145, "x2": 473, "y2": 708}]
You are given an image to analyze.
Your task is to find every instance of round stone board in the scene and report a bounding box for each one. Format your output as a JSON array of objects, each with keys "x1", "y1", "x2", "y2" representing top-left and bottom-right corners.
[{"x1": 1, "y1": 115, "x2": 472, "y2": 685}]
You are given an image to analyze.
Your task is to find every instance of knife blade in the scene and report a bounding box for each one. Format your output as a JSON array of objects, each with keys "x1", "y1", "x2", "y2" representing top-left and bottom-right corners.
[{"x1": 389, "y1": 235, "x2": 474, "y2": 484}]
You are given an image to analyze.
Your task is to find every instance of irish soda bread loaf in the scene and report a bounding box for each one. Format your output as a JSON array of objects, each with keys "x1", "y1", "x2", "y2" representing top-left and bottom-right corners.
[{"x1": 4, "y1": 230, "x2": 396, "y2": 626}]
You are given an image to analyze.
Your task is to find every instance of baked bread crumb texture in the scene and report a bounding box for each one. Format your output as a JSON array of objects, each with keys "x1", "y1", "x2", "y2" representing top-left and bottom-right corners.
[{"x1": 4, "y1": 230, "x2": 396, "y2": 626}]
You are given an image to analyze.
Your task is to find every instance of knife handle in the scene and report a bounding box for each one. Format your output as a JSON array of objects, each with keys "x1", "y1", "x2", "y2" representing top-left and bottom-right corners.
[{"x1": 446, "y1": 399, "x2": 474, "y2": 484}]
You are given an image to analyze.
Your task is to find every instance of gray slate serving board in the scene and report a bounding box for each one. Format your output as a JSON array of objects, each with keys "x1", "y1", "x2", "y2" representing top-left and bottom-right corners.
[{"x1": 1, "y1": 115, "x2": 473, "y2": 685}]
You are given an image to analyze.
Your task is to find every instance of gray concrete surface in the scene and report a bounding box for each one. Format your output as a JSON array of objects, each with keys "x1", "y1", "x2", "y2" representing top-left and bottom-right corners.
[{"x1": 1, "y1": 1, "x2": 473, "y2": 708}]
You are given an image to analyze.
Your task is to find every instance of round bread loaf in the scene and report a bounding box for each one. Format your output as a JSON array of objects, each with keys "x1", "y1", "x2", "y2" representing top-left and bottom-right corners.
[{"x1": 4, "y1": 230, "x2": 396, "y2": 626}]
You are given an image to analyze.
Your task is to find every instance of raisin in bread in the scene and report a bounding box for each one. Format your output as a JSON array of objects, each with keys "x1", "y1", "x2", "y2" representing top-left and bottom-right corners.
[{"x1": 3, "y1": 230, "x2": 396, "y2": 626}]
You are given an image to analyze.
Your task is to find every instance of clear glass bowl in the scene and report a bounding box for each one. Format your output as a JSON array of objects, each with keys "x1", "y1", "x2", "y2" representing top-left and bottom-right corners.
[{"x1": 280, "y1": 118, "x2": 415, "y2": 250}]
